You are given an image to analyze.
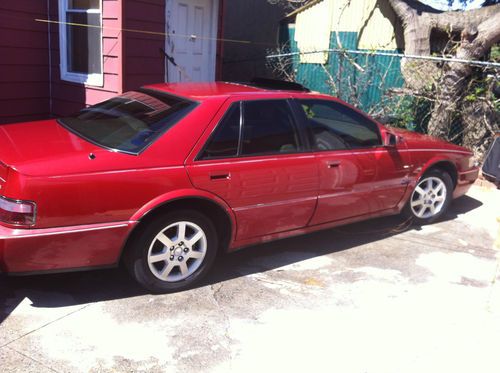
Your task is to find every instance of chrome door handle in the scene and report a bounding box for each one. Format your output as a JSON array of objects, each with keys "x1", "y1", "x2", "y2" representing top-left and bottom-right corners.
[
  {"x1": 327, "y1": 161, "x2": 341, "y2": 168},
  {"x1": 210, "y1": 172, "x2": 230, "y2": 181}
]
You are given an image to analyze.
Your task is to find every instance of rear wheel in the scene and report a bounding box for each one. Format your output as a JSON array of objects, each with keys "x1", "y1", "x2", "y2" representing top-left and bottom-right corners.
[
  {"x1": 125, "y1": 210, "x2": 218, "y2": 293},
  {"x1": 403, "y1": 169, "x2": 453, "y2": 225}
]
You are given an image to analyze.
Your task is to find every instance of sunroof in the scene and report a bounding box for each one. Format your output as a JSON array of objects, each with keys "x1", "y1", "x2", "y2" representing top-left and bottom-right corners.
[{"x1": 242, "y1": 78, "x2": 310, "y2": 92}]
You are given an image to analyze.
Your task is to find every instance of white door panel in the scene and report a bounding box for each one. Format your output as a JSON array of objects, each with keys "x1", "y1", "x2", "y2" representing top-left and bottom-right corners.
[{"x1": 166, "y1": 0, "x2": 217, "y2": 83}]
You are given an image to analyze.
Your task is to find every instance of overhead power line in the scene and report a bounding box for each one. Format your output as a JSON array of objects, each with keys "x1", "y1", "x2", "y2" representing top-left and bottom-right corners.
[{"x1": 267, "y1": 48, "x2": 500, "y2": 68}]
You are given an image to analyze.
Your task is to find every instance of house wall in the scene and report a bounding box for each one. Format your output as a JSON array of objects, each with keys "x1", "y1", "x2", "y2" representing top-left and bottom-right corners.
[
  {"x1": 294, "y1": 0, "x2": 403, "y2": 62},
  {"x1": 0, "y1": 1, "x2": 50, "y2": 124},
  {"x1": 123, "y1": 0, "x2": 165, "y2": 91},
  {"x1": 1, "y1": 0, "x2": 227, "y2": 124},
  {"x1": 48, "y1": 0, "x2": 123, "y2": 117},
  {"x1": 221, "y1": 0, "x2": 286, "y2": 81},
  {"x1": 287, "y1": 0, "x2": 405, "y2": 112}
]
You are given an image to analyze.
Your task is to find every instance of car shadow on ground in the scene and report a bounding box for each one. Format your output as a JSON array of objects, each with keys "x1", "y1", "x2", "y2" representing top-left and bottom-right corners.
[{"x1": 0, "y1": 195, "x2": 483, "y2": 324}]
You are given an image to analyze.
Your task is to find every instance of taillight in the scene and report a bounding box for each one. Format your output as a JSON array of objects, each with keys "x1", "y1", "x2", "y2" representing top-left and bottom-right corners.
[{"x1": 0, "y1": 196, "x2": 36, "y2": 226}]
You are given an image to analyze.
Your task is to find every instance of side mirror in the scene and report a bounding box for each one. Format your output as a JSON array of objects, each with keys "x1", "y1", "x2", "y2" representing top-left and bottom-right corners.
[{"x1": 384, "y1": 132, "x2": 398, "y2": 147}]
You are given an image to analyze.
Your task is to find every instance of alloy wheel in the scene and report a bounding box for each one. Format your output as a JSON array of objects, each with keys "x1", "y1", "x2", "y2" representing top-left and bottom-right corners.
[
  {"x1": 410, "y1": 176, "x2": 447, "y2": 219},
  {"x1": 147, "y1": 221, "x2": 207, "y2": 282}
]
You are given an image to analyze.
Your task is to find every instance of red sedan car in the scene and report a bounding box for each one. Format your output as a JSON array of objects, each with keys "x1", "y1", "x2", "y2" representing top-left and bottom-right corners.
[{"x1": 0, "y1": 80, "x2": 478, "y2": 292}]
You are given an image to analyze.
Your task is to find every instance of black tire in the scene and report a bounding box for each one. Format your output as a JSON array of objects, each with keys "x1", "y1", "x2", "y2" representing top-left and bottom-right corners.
[
  {"x1": 403, "y1": 169, "x2": 454, "y2": 225},
  {"x1": 124, "y1": 210, "x2": 218, "y2": 293}
]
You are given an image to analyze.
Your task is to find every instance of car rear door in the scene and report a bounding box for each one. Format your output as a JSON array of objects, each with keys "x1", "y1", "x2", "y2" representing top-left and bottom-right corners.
[{"x1": 186, "y1": 97, "x2": 319, "y2": 241}]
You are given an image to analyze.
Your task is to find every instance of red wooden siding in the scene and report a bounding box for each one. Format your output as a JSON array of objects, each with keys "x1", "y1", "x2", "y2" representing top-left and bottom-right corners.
[
  {"x1": 0, "y1": 0, "x2": 228, "y2": 123},
  {"x1": 0, "y1": 1, "x2": 50, "y2": 124},
  {"x1": 48, "y1": 0, "x2": 123, "y2": 117},
  {"x1": 122, "y1": 0, "x2": 165, "y2": 91}
]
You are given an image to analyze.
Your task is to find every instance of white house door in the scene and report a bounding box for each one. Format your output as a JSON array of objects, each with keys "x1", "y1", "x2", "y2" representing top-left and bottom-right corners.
[{"x1": 166, "y1": 0, "x2": 218, "y2": 82}]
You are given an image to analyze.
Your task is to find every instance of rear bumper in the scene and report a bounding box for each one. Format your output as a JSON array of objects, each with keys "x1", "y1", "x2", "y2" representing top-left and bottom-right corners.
[
  {"x1": 453, "y1": 167, "x2": 479, "y2": 199},
  {"x1": 0, "y1": 221, "x2": 136, "y2": 274}
]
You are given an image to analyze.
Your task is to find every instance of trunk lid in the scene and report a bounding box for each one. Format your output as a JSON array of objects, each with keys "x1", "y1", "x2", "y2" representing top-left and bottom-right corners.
[{"x1": 0, "y1": 119, "x2": 135, "y2": 177}]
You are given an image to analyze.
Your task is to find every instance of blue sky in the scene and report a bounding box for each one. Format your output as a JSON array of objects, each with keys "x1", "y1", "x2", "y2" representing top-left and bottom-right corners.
[{"x1": 420, "y1": 0, "x2": 484, "y2": 10}]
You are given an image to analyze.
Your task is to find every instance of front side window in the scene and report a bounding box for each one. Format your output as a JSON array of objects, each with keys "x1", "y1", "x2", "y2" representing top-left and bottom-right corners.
[
  {"x1": 59, "y1": 0, "x2": 103, "y2": 86},
  {"x1": 299, "y1": 100, "x2": 381, "y2": 150},
  {"x1": 200, "y1": 100, "x2": 302, "y2": 159},
  {"x1": 58, "y1": 89, "x2": 197, "y2": 154}
]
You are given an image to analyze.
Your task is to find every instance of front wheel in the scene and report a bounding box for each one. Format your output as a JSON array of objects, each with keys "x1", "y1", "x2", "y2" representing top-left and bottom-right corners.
[
  {"x1": 403, "y1": 170, "x2": 453, "y2": 225},
  {"x1": 125, "y1": 210, "x2": 218, "y2": 293}
]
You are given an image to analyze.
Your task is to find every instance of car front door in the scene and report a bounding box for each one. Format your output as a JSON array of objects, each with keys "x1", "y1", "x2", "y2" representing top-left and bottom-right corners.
[
  {"x1": 186, "y1": 98, "x2": 319, "y2": 241},
  {"x1": 296, "y1": 98, "x2": 412, "y2": 224},
  {"x1": 295, "y1": 98, "x2": 379, "y2": 225},
  {"x1": 353, "y1": 139, "x2": 411, "y2": 213}
]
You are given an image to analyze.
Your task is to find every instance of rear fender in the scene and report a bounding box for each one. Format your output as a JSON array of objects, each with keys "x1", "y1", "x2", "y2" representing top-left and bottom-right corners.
[{"x1": 129, "y1": 188, "x2": 237, "y2": 243}]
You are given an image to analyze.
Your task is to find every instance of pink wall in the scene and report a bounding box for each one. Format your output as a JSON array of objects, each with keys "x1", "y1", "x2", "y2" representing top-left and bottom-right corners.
[{"x1": 0, "y1": 1, "x2": 50, "y2": 124}]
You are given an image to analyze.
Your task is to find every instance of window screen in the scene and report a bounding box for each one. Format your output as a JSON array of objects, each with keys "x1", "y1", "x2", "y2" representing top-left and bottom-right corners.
[
  {"x1": 60, "y1": 0, "x2": 103, "y2": 83},
  {"x1": 300, "y1": 100, "x2": 381, "y2": 150},
  {"x1": 66, "y1": 12, "x2": 102, "y2": 74}
]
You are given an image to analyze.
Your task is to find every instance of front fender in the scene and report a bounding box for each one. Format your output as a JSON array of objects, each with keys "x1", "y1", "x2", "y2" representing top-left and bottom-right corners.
[
  {"x1": 397, "y1": 154, "x2": 458, "y2": 211},
  {"x1": 415, "y1": 155, "x2": 457, "y2": 183}
]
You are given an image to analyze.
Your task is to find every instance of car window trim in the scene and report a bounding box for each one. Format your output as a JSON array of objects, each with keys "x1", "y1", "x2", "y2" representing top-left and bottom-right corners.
[
  {"x1": 237, "y1": 101, "x2": 244, "y2": 156},
  {"x1": 197, "y1": 98, "x2": 309, "y2": 161},
  {"x1": 196, "y1": 101, "x2": 241, "y2": 161}
]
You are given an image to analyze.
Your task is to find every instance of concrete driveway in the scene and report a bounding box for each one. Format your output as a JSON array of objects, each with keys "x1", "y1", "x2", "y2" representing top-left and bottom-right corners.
[{"x1": 1, "y1": 185, "x2": 499, "y2": 373}]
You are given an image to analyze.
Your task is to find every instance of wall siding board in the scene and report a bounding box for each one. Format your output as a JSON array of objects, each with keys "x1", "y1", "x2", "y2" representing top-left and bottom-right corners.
[
  {"x1": 0, "y1": 99, "x2": 50, "y2": 118},
  {"x1": 102, "y1": 18, "x2": 121, "y2": 38},
  {"x1": 123, "y1": 0, "x2": 165, "y2": 91},
  {"x1": 0, "y1": 28, "x2": 49, "y2": 48},
  {"x1": 0, "y1": 15, "x2": 48, "y2": 33},
  {"x1": 103, "y1": 57, "x2": 120, "y2": 73},
  {"x1": 126, "y1": 57, "x2": 165, "y2": 75},
  {"x1": 103, "y1": 37, "x2": 121, "y2": 56},
  {"x1": 0, "y1": 65, "x2": 50, "y2": 83},
  {"x1": 0, "y1": 83, "x2": 49, "y2": 100},
  {"x1": 0, "y1": 3, "x2": 49, "y2": 123},
  {"x1": 0, "y1": 48, "x2": 49, "y2": 65}
]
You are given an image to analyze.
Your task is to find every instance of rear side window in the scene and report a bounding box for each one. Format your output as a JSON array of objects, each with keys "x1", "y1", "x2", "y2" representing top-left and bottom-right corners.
[
  {"x1": 202, "y1": 103, "x2": 241, "y2": 159},
  {"x1": 241, "y1": 100, "x2": 301, "y2": 156},
  {"x1": 58, "y1": 89, "x2": 196, "y2": 154},
  {"x1": 200, "y1": 99, "x2": 302, "y2": 159},
  {"x1": 299, "y1": 99, "x2": 381, "y2": 149}
]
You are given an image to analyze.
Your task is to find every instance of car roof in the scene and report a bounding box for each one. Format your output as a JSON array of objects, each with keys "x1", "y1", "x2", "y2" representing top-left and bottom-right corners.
[{"x1": 143, "y1": 81, "x2": 317, "y2": 100}]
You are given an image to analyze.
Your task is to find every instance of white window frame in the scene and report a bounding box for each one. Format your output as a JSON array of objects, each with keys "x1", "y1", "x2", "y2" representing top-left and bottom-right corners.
[{"x1": 58, "y1": 0, "x2": 103, "y2": 86}]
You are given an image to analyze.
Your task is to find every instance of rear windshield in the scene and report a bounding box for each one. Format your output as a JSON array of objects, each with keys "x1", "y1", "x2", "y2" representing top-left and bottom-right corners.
[{"x1": 58, "y1": 89, "x2": 197, "y2": 154}]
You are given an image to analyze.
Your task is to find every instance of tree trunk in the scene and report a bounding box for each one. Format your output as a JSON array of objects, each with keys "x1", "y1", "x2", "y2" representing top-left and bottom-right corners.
[
  {"x1": 461, "y1": 99, "x2": 500, "y2": 160},
  {"x1": 427, "y1": 11, "x2": 500, "y2": 139},
  {"x1": 387, "y1": 0, "x2": 500, "y2": 155}
]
